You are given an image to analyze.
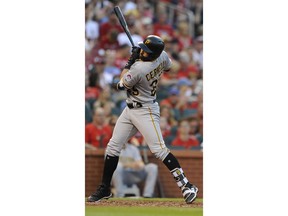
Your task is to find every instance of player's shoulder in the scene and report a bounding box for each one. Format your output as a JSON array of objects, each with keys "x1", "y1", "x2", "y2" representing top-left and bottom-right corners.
[
  {"x1": 160, "y1": 50, "x2": 169, "y2": 57},
  {"x1": 132, "y1": 59, "x2": 144, "y2": 66},
  {"x1": 129, "y1": 60, "x2": 146, "y2": 71},
  {"x1": 162, "y1": 50, "x2": 168, "y2": 55},
  {"x1": 159, "y1": 51, "x2": 171, "y2": 61}
]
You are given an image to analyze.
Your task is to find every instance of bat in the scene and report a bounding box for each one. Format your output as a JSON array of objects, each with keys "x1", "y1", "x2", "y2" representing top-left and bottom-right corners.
[{"x1": 114, "y1": 6, "x2": 135, "y2": 47}]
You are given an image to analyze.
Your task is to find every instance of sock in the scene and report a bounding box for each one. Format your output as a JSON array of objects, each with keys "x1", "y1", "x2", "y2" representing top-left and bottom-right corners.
[
  {"x1": 101, "y1": 155, "x2": 119, "y2": 187},
  {"x1": 163, "y1": 152, "x2": 189, "y2": 188},
  {"x1": 163, "y1": 152, "x2": 181, "y2": 170}
]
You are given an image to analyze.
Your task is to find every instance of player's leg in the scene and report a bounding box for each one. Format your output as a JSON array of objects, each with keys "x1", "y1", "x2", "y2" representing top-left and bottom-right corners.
[
  {"x1": 100, "y1": 122, "x2": 138, "y2": 188},
  {"x1": 162, "y1": 152, "x2": 198, "y2": 204},
  {"x1": 131, "y1": 104, "x2": 198, "y2": 204},
  {"x1": 130, "y1": 105, "x2": 170, "y2": 160},
  {"x1": 87, "y1": 108, "x2": 138, "y2": 202}
]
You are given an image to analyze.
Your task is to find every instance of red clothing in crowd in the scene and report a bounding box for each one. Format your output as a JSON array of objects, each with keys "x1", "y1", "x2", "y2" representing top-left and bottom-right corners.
[
  {"x1": 177, "y1": 65, "x2": 199, "y2": 79},
  {"x1": 153, "y1": 24, "x2": 174, "y2": 39},
  {"x1": 85, "y1": 87, "x2": 101, "y2": 101},
  {"x1": 162, "y1": 127, "x2": 171, "y2": 139},
  {"x1": 99, "y1": 23, "x2": 122, "y2": 39},
  {"x1": 99, "y1": 22, "x2": 122, "y2": 50},
  {"x1": 114, "y1": 57, "x2": 128, "y2": 69},
  {"x1": 99, "y1": 35, "x2": 120, "y2": 50},
  {"x1": 160, "y1": 97, "x2": 179, "y2": 109},
  {"x1": 85, "y1": 124, "x2": 112, "y2": 148},
  {"x1": 172, "y1": 136, "x2": 199, "y2": 149}
]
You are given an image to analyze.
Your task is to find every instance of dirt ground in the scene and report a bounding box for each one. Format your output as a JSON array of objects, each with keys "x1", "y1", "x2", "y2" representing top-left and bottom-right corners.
[{"x1": 86, "y1": 199, "x2": 203, "y2": 208}]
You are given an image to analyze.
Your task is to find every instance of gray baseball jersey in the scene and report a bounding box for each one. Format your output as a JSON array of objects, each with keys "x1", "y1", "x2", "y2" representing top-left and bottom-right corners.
[
  {"x1": 106, "y1": 51, "x2": 172, "y2": 161},
  {"x1": 122, "y1": 51, "x2": 172, "y2": 103}
]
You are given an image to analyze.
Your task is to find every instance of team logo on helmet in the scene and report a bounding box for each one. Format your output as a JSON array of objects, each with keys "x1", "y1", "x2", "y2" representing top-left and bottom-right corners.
[{"x1": 145, "y1": 39, "x2": 151, "y2": 45}]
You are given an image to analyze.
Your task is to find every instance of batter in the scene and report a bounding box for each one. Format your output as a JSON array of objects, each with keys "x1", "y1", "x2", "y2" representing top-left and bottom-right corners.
[{"x1": 87, "y1": 35, "x2": 198, "y2": 204}]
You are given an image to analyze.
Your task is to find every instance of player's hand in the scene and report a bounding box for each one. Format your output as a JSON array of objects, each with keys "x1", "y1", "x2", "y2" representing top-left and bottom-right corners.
[
  {"x1": 114, "y1": 78, "x2": 125, "y2": 91},
  {"x1": 116, "y1": 82, "x2": 125, "y2": 90},
  {"x1": 131, "y1": 46, "x2": 141, "y2": 55},
  {"x1": 124, "y1": 46, "x2": 141, "y2": 69}
]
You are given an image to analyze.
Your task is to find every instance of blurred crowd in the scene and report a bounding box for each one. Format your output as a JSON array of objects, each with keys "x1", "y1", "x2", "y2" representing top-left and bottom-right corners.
[{"x1": 85, "y1": 0, "x2": 203, "y2": 150}]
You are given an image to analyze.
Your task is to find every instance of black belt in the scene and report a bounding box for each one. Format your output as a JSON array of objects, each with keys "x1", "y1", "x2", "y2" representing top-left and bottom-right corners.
[{"x1": 127, "y1": 100, "x2": 156, "y2": 109}]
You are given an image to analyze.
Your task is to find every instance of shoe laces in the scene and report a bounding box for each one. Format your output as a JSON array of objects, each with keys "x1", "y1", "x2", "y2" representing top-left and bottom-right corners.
[{"x1": 92, "y1": 184, "x2": 108, "y2": 196}]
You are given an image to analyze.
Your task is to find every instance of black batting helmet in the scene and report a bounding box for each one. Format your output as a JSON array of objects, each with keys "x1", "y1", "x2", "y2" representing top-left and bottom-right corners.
[{"x1": 138, "y1": 35, "x2": 165, "y2": 61}]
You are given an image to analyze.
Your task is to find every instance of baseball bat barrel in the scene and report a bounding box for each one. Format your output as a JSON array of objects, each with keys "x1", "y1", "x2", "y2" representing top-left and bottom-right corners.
[{"x1": 114, "y1": 6, "x2": 135, "y2": 47}]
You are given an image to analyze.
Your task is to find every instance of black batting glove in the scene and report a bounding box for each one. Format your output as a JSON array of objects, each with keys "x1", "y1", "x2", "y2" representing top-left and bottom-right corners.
[
  {"x1": 124, "y1": 46, "x2": 141, "y2": 69},
  {"x1": 116, "y1": 82, "x2": 125, "y2": 91},
  {"x1": 132, "y1": 46, "x2": 141, "y2": 54}
]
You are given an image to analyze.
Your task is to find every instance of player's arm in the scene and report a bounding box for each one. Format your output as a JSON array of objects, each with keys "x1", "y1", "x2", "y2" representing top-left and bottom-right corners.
[
  {"x1": 117, "y1": 69, "x2": 137, "y2": 90},
  {"x1": 116, "y1": 68, "x2": 129, "y2": 90},
  {"x1": 116, "y1": 47, "x2": 140, "y2": 90},
  {"x1": 120, "y1": 68, "x2": 129, "y2": 79},
  {"x1": 124, "y1": 46, "x2": 141, "y2": 70}
]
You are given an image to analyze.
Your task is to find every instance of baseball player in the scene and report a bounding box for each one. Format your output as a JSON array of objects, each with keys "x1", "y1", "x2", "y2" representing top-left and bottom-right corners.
[{"x1": 87, "y1": 35, "x2": 198, "y2": 204}]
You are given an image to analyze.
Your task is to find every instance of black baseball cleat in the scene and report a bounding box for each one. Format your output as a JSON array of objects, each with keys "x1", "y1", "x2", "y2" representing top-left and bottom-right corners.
[
  {"x1": 87, "y1": 184, "x2": 112, "y2": 202},
  {"x1": 181, "y1": 182, "x2": 198, "y2": 204}
]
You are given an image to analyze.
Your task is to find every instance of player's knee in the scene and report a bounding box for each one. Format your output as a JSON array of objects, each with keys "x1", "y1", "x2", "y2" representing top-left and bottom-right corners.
[
  {"x1": 153, "y1": 148, "x2": 170, "y2": 161},
  {"x1": 105, "y1": 140, "x2": 122, "y2": 156}
]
